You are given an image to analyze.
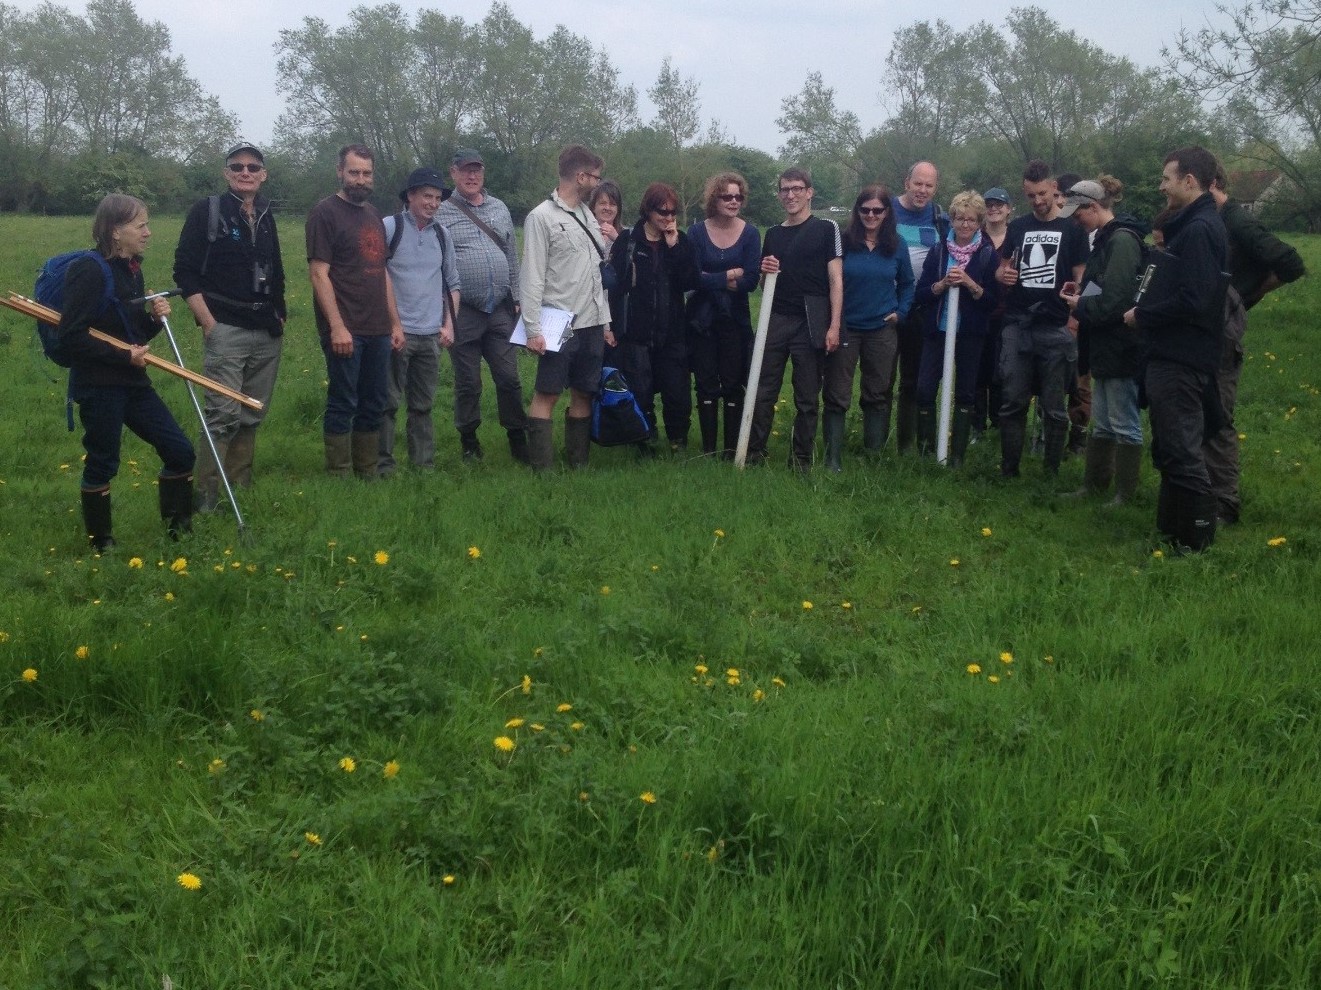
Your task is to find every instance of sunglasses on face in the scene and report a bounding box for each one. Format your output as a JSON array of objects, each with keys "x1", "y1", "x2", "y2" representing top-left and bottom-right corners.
[
  {"x1": 858, "y1": 207, "x2": 887, "y2": 216},
  {"x1": 718, "y1": 193, "x2": 745, "y2": 203},
  {"x1": 653, "y1": 208, "x2": 678, "y2": 218},
  {"x1": 226, "y1": 163, "x2": 264, "y2": 174}
]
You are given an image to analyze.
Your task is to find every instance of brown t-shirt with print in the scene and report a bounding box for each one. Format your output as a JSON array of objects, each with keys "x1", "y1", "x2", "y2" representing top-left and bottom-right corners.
[{"x1": 306, "y1": 194, "x2": 391, "y2": 337}]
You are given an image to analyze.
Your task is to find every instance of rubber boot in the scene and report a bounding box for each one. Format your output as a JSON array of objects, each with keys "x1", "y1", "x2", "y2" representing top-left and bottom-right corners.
[
  {"x1": 564, "y1": 413, "x2": 591, "y2": 469},
  {"x1": 1064, "y1": 436, "x2": 1115, "y2": 498},
  {"x1": 507, "y1": 428, "x2": 530, "y2": 465},
  {"x1": 459, "y1": 429, "x2": 483, "y2": 461},
  {"x1": 158, "y1": 474, "x2": 193, "y2": 540},
  {"x1": 324, "y1": 432, "x2": 352, "y2": 478},
  {"x1": 351, "y1": 431, "x2": 379, "y2": 480},
  {"x1": 895, "y1": 395, "x2": 917, "y2": 453},
  {"x1": 1042, "y1": 418, "x2": 1069, "y2": 476},
  {"x1": 526, "y1": 417, "x2": 554, "y2": 473},
  {"x1": 915, "y1": 403, "x2": 937, "y2": 458},
  {"x1": 698, "y1": 400, "x2": 719, "y2": 455},
  {"x1": 194, "y1": 435, "x2": 229, "y2": 512},
  {"x1": 999, "y1": 412, "x2": 1026, "y2": 478},
  {"x1": 81, "y1": 488, "x2": 115, "y2": 553},
  {"x1": 1175, "y1": 488, "x2": 1217, "y2": 554},
  {"x1": 1156, "y1": 477, "x2": 1177, "y2": 540},
  {"x1": 862, "y1": 405, "x2": 890, "y2": 455},
  {"x1": 949, "y1": 405, "x2": 973, "y2": 468},
  {"x1": 225, "y1": 425, "x2": 257, "y2": 488},
  {"x1": 1111, "y1": 442, "x2": 1143, "y2": 506},
  {"x1": 823, "y1": 410, "x2": 844, "y2": 473},
  {"x1": 722, "y1": 400, "x2": 741, "y2": 461}
]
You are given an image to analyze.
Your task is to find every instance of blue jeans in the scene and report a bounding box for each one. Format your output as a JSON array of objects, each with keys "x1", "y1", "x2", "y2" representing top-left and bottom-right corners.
[
  {"x1": 72, "y1": 382, "x2": 194, "y2": 489},
  {"x1": 1090, "y1": 376, "x2": 1143, "y2": 445},
  {"x1": 322, "y1": 333, "x2": 392, "y2": 434}
]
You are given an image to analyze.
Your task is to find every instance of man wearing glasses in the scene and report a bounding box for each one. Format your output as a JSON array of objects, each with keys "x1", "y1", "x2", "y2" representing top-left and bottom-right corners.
[
  {"x1": 747, "y1": 167, "x2": 843, "y2": 470},
  {"x1": 174, "y1": 141, "x2": 286, "y2": 511},
  {"x1": 519, "y1": 144, "x2": 615, "y2": 471},
  {"x1": 437, "y1": 148, "x2": 530, "y2": 464}
]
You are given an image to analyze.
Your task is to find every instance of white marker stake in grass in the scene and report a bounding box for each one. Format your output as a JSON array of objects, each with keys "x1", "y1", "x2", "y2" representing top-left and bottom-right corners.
[
  {"x1": 735, "y1": 272, "x2": 777, "y2": 468},
  {"x1": 936, "y1": 285, "x2": 960, "y2": 465}
]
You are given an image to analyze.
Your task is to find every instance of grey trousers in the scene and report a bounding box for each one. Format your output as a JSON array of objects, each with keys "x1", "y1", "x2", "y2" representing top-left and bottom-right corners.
[
  {"x1": 450, "y1": 302, "x2": 527, "y2": 434},
  {"x1": 201, "y1": 321, "x2": 282, "y2": 439},
  {"x1": 748, "y1": 312, "x2": 824, "y2": 466},
  {"x1": 380, "y1": 333, "x2": 441, "y2": 470}
]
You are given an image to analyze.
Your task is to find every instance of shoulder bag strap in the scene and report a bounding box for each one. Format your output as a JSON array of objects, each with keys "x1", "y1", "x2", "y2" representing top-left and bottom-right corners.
[{"x1": 450, "y1": 197, "x2": 508, "y2": 249}]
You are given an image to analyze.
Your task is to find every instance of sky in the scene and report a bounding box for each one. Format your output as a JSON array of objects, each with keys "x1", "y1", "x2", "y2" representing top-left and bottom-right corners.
[{"x1": 14, "y1": 0, "x2": 1235, "y2": 156}]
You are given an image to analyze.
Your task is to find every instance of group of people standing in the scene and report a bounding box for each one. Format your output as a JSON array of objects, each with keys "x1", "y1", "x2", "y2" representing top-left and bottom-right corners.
[{"x1": 51, "y1": 138, "x2": 1302, "y2": 557}]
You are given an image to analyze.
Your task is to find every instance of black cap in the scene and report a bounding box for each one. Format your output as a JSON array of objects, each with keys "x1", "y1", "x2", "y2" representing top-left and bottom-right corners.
[
  {"x1": 225, "y1": 141, "x2": 264, "y2": 164},
  {"x1": 451, "y1": 148, "x2": 484, "y2": 168},
  {"x1": 399, "y1": 167, "x2": 452, "y2": 203}
]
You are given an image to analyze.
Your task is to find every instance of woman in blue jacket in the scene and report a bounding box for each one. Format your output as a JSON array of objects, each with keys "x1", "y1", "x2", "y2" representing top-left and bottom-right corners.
[{"x1": 914, "y1": 190, "x2": 1000, "y2": 466}]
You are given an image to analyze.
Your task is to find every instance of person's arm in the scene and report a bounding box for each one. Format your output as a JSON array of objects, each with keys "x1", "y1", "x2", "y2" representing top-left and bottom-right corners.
[
  {"x1": 914, "y1": 246, "x2": 941, "y2": 307},
  {"x1": 1076, "y1": 234, "x2": 1141, "y2": 330},
  {"x1": 500, "y1": 203, "x2": 521, "y2": 313},
  {"x1": 269, "y1": 214, "x2": 287, "y2": 324},
  {"x1": 173, "y1": 200, "x2": 218, "y2": 333},
  {"x1": 1231, "y1": 207, "x2": 1307, "y2": 306},
  {"x1": 384, "y1": 269, "x2": 405, "y2": 351},
  {"x1": 895, "y1": 246, "x2": 916, "y2": 319},
  {"x1": 733, "y1": 225, "x2": 762, "y2": 294},
  {"x1": 309, "y1": 260, "x2": 352, "y2": 356},
  {"x1": 825, "y1": 256, "x2": 843, "y2": 353},
  {"x1": 519, "y1": 210, "x2": 548, "y2": 354}
]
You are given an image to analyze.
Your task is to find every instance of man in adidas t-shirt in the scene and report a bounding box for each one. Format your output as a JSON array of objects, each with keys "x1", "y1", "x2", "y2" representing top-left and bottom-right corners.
[{"x1": 994, "y1": 158, "x2": 1089, "y2": 477}]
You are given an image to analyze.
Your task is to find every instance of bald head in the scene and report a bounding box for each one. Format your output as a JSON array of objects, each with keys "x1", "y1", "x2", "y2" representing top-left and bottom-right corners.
[{"x1": 902, "y1": 161, "x2": 939, "y2": 210}]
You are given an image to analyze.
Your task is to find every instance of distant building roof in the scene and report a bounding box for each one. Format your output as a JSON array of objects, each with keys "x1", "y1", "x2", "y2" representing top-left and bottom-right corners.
[{"x1": 1229, "y1": 169, "x2": 1282, "y2": 205}]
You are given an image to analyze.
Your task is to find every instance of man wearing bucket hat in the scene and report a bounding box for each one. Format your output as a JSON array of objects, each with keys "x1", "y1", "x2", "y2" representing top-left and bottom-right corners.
[
  {"x1": 436, "y1": 148, "x2": 530, "y2": 464},
  {"x1": 378, "y1": 167, "x2": 459, "y2": 473},
  {"x1": 174, "y1": 141, "x2": 286, "y2": 510}
]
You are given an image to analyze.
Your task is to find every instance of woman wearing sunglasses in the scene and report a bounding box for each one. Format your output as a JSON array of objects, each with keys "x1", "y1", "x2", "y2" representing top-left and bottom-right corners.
[
  {"x1": 822, "y1": 184, "x2": 914, "y2": 470},
  {"x1": 686, "y1": 172, "x2": 762, "y2": 458},
  {"x1": 607, "y1": 181, "x2": 699, "y2": 454}
]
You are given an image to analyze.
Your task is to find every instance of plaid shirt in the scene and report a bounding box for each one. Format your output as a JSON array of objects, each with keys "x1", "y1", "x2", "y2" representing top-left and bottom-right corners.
[{"x1": 436, "y1": 190, "x2": 519, "y2": 313}]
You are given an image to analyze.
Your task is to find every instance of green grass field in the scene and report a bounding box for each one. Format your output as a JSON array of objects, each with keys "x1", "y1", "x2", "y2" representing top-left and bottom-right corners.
[{"x1": 0, "y1": 213, "x2": 1318, "y2": 989}]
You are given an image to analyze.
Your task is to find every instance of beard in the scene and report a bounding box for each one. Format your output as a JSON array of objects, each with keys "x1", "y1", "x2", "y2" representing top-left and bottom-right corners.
[{"x1": 342, "y1": 183, "x2": 372, "y2": 204}]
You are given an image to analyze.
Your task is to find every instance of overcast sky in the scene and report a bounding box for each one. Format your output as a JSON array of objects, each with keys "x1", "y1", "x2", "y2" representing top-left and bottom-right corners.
[{"x1": 16, "y1": 0, "x2": 1233, "y2": 155}]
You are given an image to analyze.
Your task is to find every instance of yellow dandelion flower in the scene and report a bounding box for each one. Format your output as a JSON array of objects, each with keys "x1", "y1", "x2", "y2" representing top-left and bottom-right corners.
[
  {"x1": 170, "y1": 557, "x2": 188, "y2": 573},
  {"x1": 981, "y1": 527, "x2": 992, "y2": 537},
  {"x1": 1043, "y1": 655, "x2": 1055, "y2": 664},
  {"x1": 382, "y1": 760, "x2": 400, "y2": 779},
  {"x1": 75, "y1": 645, "x2": 89, "y2": 660},
  {"x1": 966, "y1": 663, "x2": 982, "y2": 675},
  {"x1": 305, "y1": 832, "x2": 322, "y2": 846},
  {"x1": 650, "y1": 564, "x2": 659, "y2": 571},
  {"x1": 493, "y1": 736, "x2": 516, "y2": 752},
  {"x1": 521, "y1": 674, "x2": 532, "y2": 694},
  {"x1": 841, "y1": 601, "x2": 852, "y2": 610},
  {"x1": 772, "y1": 676, "x2": 786, "y2": 688},
  {"x1": 246, "y1": 564, "x2": 257, "y2": 573},
  {"x1": 949, "y1": 558, "x2": 960, "y2": 567},
  {"x1": 214, "y1": 565, "x2": 224, "y2": 573},
  {"x1": 338, "y1": 756, "x2": 356, "y2": 773},
  {"x1": 530, "y1": 723, "x2": 545, "y2": 732},
  {"x1": 911, "y1": 605, "x2": 923, "y2": 613},
  {"x1": 752, "y1": 689, "x2": 765, "y2": 702},
  {"x1": 725, "y1": 667, "x2": 739, "y2": 678},
  {"x1": 726, "y1": 675, "x2": 740, "y2": 687},
  {"x1": 208, "y1": 758, "x2": 225, "y2": 774},
  {"x1": 600, "y1": 585, "x2": 610, "y2": 595},
  {"x1": 467, "y1": 546, "x2": 481, "y2": 559},
  {"x1": 128, "y1": 557, "x2": 143, "y2": 569},
  {"x1": 556, "y1": 702, "x2": 573, "y2": 712},
  {"x1": 706, "y1": 845, "x2": 720, "y2": 863},
  {"x1": 639, "y1": 791, "x2": 657, "y2": 804},
  {"x1": 714, "y1": 529, "x2": 725, "y2": 538},
  {"x1": 578, "y1": 791, "x2": 590, "y2": 802},
  {"x1": 999, "y1": 651, "x2": 1014, "y2": 665},
  {"x1": 249, "y1": 709, "x2": 265, "y2": 722},
  {"x1": 987, "y1": 675, "x2": 1001, "y2": 684},
  {"x1": 0, "y1": 631, "x2": 8, "y2": 643},
  {"x1": 570, "y1": 721, "x2": 584, "y2": 732},
  {"x1": 1152, "y1": 549, "x2": 1164, "y2": 559},
  {"x1": 374, "y1": 550, "x2": 389, "y2": 566},
  {"x1": 505, "y1": 717, "x2": 525, "y2": 728},
  {"x1": 802, "y1": 600, "x2": 813, "y2": 610},
  {"x1": 442, "y1": 874, "x2": 456, "y2": 886},
  {"x1": 694, "y1": 663, "x2": 709, "y2": 676},
  {"x1": 21, "y1": 668, "x2": 38, "y2": 683},
  {"x1": 1267, "y1": 536, "x2": 1287, "y2": 547},
  {"x1": 176, "y1": 872, "x2": 202, "y2": 891},
  {"x1": 164, "y1": 592, "x2": 175, "y2": 602}
]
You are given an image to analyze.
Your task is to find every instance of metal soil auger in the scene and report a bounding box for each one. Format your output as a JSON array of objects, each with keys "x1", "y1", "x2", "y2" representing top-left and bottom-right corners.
[{"x1": 3, "y1": 290, "x2": 262, "y2": 539}]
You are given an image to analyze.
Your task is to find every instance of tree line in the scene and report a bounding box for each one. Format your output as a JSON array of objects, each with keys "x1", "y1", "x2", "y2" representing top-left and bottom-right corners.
[{"x1": 2, "y1": 0, "x2": 1317, "y2": 228}]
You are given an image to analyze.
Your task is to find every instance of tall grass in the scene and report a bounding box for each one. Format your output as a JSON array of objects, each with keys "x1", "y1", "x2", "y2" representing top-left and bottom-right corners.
[{"x1": 0, "y1": 214, "x2": 1317, "y2": 988}]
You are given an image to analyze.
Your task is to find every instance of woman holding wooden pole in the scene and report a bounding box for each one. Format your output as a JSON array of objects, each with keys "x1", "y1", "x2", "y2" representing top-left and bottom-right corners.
[{"x1": 54, "y1": 193, "x2": 195, "y2": 551}]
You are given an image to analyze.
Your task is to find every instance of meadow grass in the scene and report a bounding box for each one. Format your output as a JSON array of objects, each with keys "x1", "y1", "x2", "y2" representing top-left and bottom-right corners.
[{"x1": 0, "y1": 214, "x2": 1318, "y2": 988}]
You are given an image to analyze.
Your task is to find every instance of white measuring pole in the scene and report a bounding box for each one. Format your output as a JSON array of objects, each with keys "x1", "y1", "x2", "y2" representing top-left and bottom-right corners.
[
  {"x1": 735, "y1": 272, "x2": 778, "y2": 468},
  {"x1": 936, "y1": 285, "x2": 960, "y2": 465}
]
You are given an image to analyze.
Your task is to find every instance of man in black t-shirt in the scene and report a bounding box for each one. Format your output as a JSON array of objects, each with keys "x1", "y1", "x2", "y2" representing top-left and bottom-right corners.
[
  {"x1": 994, "y1": 159, "x2": 1089, "y2": 477},
  {"x1": 747, "y1": 167, "x2": 843, "y2": 470}
]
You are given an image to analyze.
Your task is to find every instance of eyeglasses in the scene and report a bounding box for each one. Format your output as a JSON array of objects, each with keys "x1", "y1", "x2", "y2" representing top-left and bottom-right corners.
[
  {"x1": 226, "y1": 163, "x2": 264, "y2": 174},
  {"x1": 718, "y1": 193, "x2": 745, "y2": 203},
  {"x1": 858, "y1": 207, "x2": 887, "y2": 216},
  {"x1": 952, "y1": 216, "x2": 981, "y2": 225},
  {"x1": 581, "y1": 171, "x2": 602, "y2": 181},
  {"x1": 778, "y1": 185, "x2": 808, "y2": 197},
  {"x1": 653, "y1": 208, "x2": 678, "y2": 218}
]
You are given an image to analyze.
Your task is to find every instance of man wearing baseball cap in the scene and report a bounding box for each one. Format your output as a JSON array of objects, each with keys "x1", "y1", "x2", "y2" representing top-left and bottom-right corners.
[
  {"x1": 436, "y1": 148, "x2": 531, "y2": 463},
  {"x1": 378, "y1": 167, "x2": 459, "y2": 473},
  {"x1": 173, "y1": 141, "x2": 286, "y2": 510}
]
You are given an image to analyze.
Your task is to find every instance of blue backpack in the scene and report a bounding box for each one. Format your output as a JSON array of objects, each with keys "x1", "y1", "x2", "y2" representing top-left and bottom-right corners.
[
  {"x1": 591, "y1": 366, "x2": 651, "y2": 446},
  {"x1": 34, "y1": 250, "x2": 128, "y2": 367}
]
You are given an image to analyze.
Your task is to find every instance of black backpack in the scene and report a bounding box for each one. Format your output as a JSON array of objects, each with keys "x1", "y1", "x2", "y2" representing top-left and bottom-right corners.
[{"x1": 591, "y1": 366, "x2": 650, "y2": 446}]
